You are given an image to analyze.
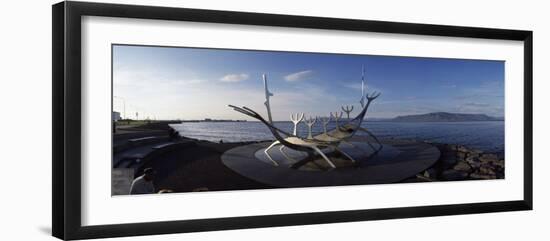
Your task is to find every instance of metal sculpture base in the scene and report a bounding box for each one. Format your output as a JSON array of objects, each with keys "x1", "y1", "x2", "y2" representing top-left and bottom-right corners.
[
  {"x1": 221, "y1": 137, "x2": 440, "y2": 188},
  {"x1": 254, "y1": 142, "x2": 399, "y2": 171}
]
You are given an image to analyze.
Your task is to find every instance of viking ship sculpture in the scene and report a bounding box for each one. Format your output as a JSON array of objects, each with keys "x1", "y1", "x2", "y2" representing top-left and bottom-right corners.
[{"x1": 228, "y1": 67, "x2": 382, "y2": 169}]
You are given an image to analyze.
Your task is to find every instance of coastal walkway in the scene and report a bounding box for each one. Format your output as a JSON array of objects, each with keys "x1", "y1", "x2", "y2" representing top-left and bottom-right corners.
[
  {"x1": 112, "y1": 123, "x2": 194, "y2": 172},
  {"x1": 221, "y1": 136, "x2": 440, "y2": 187},
  {"x1": 113, "y1": 140, "x2": 195, "y2": 170}
]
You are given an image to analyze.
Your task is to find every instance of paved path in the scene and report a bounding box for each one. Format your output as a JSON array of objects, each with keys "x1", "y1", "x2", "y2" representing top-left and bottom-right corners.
[{"x1": 221, "y1": 137, "x2": 440, "y2": 188}]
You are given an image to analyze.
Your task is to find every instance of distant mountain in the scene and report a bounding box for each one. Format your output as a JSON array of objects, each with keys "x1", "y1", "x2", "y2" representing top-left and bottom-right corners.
[
  {"x1": 365, "y1": 117, "x2": 392, "y2": 122},
  {"x1": 391, "y1": 112, "x2": 503, "y2": 122}
]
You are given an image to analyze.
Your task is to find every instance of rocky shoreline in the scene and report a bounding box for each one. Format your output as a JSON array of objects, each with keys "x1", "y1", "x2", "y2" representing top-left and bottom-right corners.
[{"x1": 415, "y1": 143, "x2": 504, "y2": 182}]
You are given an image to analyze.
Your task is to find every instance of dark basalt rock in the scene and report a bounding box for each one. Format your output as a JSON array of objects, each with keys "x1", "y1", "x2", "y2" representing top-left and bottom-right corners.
[
  {"x1": 440, "y1": 169, "x2": 469, "y2": 181},
  {"x1": 470, "y1": 173, "x2": 497, "y2": 180},
  {"x1": 440, "y1": 155, "x2": 458, "y2": 168},
  {"x1": 453, "y1": 161, "x2": 472, "y2": 173},
  {"x1": 416, "y1": 142, "x2": 504, "y2": 182}
]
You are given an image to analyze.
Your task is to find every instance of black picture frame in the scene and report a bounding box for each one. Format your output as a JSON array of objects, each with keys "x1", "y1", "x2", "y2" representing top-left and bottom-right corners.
[{"x1": 52, "y1": 1, "x2": 533, "y2": 240}]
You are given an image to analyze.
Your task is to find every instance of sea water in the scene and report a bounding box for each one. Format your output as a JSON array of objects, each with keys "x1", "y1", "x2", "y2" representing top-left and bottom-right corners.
[{"x1": 170, "y1": 121, "x2": 504, "y2": 153}]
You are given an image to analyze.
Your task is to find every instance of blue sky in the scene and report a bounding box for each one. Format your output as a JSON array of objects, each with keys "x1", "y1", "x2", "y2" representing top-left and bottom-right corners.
[{"x1": 113, "y1": 45, "x2": 504, "y2": 121}]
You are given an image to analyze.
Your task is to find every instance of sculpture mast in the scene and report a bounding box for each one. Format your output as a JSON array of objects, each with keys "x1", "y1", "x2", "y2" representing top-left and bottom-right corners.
[
  {"x1": 263, "y1": 74, "x2": 274, "y2": 124},
  {"x1": 360, "y1": 65, "x2": 366, "y2": 108}
]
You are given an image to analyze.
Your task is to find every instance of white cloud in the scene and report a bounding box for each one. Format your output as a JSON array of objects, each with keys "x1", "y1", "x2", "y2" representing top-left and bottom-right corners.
[
  {"x1": 219, "y1": 73, "x2": 249, "y2": 83},
  {"x1": 284, "y1": 70, "x2": 313, "y2": 82}
]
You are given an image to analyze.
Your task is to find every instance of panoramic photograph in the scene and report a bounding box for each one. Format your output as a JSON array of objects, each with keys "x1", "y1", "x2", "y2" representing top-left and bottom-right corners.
[{"x1": 111, "y1": 44, "x2": 505, "y2": 196}]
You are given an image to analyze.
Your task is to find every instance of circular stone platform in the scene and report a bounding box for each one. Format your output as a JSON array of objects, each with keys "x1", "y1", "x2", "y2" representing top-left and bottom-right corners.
[{"x1": 221, "y1": 136, "x2": 441, "y2": 188}]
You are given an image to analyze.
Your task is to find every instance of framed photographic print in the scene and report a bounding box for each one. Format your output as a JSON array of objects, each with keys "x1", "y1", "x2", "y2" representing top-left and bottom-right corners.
[{"x1": 52, "y1": 1, "x2": 533, "y2": 240}]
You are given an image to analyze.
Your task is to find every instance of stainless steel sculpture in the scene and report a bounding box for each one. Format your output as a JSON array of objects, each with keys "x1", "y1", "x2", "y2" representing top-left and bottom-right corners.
[
  {"x1": 320, "y1": 116, "x2": 331, "y2": 134},
  {"x1": 331, "y1": 111, "x2": 343, "y2": 129},
  {"x1": 304, "y1": 116, "x2": 317, "y2": 139},
  {"x1": 263, "y1": 74, "x2": 274, "y2": 124},
  {"x1": 229, "y1": 67, "x2": 382, "y2": 169},
  {"x1": 342, "y1": 105, "x2": 354, "y2": 119},
  {"x1": 290, "y1": 113, "x2": 304, "y2": 135}
]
